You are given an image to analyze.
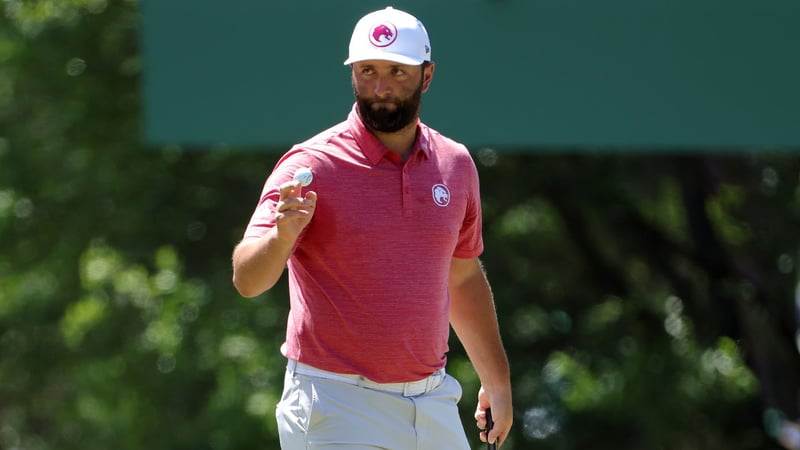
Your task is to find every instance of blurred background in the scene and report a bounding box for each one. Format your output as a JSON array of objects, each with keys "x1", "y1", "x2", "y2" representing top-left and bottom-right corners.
[{"x1": 2, "y1": 1, "x2": 800, "y2": 449}]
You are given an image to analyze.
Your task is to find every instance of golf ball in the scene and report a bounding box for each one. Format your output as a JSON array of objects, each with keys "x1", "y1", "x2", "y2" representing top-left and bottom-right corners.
[{"x1": 293, "y1": 167, "x2": 313, "y2": 187}]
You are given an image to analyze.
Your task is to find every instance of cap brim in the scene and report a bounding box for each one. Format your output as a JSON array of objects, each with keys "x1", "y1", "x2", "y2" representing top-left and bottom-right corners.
[{"x1": 343, "y1": 52, "x2": 426, "y2": 66}]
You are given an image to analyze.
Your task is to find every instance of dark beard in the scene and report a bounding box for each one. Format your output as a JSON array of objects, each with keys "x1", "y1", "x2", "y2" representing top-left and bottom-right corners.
[{"x1": 354, "y1": 82, "x2": 423, "y2": 133}]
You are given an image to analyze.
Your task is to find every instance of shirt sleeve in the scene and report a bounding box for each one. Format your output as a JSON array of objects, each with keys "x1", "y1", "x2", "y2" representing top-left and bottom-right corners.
[{"x1": 453, "y1": 155, "x2": 484, "y2": 259}]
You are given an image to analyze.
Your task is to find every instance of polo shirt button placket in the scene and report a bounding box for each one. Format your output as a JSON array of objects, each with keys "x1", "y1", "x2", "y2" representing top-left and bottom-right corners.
[{"x1": 402, "y1": 167, "x2": 413, "y2": 216}]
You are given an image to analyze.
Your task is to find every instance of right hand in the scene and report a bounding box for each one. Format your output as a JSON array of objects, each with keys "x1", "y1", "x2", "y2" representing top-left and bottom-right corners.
[{"x1": 274, "y1": 180, "x2": 317, "y2": 243}]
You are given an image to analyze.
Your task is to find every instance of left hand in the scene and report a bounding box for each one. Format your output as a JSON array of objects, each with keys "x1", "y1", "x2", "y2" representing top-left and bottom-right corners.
[{"x1": 475, "y1": 385, "x2": 513, "y2": 447}]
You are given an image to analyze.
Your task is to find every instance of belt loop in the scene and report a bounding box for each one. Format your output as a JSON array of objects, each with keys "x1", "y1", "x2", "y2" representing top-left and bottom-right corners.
[
  {"x1": 426, "y1": 374, "x2": 436, "y2": 392},
  {"x1": 286, "y1": 359, "x2": 297, "y2": 374},
  {"x1": 427, "y1": 370, "x2": 441, "y2": 392}
]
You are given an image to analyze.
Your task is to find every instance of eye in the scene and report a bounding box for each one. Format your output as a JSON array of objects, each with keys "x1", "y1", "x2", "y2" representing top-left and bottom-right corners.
[
  {"x1": 392, "y1": 67, "x2": 406, "y2": 76},
  {"x1": 360, "y1": 67, "x2": 375, "y2": 75}
]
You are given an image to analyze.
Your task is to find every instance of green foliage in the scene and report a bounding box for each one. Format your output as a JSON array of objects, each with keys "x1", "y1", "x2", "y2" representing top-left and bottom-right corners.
[{"x1": 2, "y1": 2, "x2": 800, "y2": 450}]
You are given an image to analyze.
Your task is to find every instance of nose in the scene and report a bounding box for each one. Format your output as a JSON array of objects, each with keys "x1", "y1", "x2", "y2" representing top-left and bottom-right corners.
[{"x1": 374, "y1": 76, "x2": 393, "y2": 98}]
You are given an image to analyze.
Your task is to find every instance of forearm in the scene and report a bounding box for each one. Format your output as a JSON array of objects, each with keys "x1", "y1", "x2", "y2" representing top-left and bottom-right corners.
[
  {"x1": 449, "y1": 257, "x2": 513, "y2": 446},
  {"x1": 449, "y1": 275, "x2": 510, "y2": 390},
  {"x1": 232, "y1": 228, "x2": 294, "y2": 297}
]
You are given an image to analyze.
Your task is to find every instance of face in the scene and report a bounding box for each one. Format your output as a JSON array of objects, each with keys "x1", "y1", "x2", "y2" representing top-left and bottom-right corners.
[{"x1": 351, "y1": 60, "x2": 434, "y2": 133}]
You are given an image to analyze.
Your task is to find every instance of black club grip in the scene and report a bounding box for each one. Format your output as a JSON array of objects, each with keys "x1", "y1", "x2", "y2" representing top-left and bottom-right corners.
[{"x1": 486, "y1": 407, "x2": 496, "y2": 450}]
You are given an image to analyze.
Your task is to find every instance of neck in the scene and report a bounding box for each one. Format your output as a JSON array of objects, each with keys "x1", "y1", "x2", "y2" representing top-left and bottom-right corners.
[{"x1": 370, "y1": 122, "x2": 418, "y2": 160}]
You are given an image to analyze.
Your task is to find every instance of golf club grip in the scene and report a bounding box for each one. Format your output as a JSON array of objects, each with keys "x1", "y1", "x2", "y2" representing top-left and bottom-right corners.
[{"x1": 486, "y1": 407, "x2": 496, "y2": 450}]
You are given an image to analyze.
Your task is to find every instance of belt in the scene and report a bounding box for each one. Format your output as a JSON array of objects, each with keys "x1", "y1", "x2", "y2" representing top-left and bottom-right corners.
[{"x1": 286, "y1": 360, "x2": 446, "y2": 397}]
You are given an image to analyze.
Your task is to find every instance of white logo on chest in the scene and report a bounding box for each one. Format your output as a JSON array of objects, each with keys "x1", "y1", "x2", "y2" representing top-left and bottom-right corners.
[{"x1": 432, "y1": 184, "x2": 451, "y2": 207}]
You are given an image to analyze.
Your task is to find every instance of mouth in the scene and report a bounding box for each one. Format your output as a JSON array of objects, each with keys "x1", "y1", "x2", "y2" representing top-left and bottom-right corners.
[{"x1": 369, "y1": 100, "x2": 398, "y2": 110}]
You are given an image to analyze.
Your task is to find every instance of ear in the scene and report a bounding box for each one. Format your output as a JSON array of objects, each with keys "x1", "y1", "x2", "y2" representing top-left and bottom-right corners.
[{"x1": 421, "y1": 62, "x2": 435, "y2": 93}]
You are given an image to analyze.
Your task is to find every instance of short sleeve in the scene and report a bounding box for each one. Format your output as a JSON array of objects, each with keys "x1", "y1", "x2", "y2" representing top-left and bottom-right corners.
[{"x1": 452, "y1": 156, "x2": 484, "y2": 259}]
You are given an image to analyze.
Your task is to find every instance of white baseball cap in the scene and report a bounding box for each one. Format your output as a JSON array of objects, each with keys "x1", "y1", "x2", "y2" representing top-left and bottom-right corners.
[{"x1": 343, "y1": 7, "x2": 431, "y2": 66}]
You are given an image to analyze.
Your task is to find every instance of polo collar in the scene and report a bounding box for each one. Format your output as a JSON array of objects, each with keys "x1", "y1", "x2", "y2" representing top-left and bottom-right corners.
[{"x1": 347, "y1": 103, "x2": 431, "y2": 166}]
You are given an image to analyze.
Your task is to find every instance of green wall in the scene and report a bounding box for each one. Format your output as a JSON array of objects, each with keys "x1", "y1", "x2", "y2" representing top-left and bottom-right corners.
[{"x1": 142, "y1": 0, "x2": 800, "y2": 150}]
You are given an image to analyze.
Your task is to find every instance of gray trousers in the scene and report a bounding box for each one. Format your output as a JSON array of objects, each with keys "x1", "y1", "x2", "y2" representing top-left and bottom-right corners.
[{"x1": 276, "y1": 361, "x2": 471, "y2": 449}]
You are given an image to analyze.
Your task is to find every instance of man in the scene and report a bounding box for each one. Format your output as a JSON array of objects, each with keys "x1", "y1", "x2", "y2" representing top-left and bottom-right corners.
[{"x1": 232, "y1": 6, "x2": 512, "y2": 449}]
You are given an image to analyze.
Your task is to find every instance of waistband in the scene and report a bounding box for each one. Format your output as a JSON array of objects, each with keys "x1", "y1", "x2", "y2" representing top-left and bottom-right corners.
[{"x1": 286, "y1": 359, "x2": 446, "y2": 397}]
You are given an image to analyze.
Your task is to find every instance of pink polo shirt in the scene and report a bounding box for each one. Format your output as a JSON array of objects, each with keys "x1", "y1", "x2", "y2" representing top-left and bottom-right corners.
[{"x1": 244, "y1": 104, "x2": 483, "y2": 383}]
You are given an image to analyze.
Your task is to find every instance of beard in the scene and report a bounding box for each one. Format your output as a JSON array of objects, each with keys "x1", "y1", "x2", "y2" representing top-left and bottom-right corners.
[{"x1": 354, "y1": 81, "x2": 423, "y2": 133}]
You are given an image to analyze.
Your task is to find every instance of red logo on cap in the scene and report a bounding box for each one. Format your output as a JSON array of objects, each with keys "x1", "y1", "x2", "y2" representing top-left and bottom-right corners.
[{"x1": 369, "y1": 22, "x2": 397, "y2": 47}]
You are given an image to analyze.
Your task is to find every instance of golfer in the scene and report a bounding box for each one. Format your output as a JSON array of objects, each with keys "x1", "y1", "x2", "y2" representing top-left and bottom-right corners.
[{"x1": 232, "y1": 6, "x2": 513, "y2": 449}]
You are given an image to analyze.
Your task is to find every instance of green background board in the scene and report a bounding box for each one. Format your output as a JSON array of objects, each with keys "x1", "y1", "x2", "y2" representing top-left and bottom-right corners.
[{"x1": 141, "y1": 0, "x2": 800, "y2": 151}]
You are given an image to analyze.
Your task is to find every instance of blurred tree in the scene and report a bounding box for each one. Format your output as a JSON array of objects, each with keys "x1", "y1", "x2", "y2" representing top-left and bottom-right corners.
[
  {"x1": 475, "y1": 153, "x2": 800, "y2": 449},
  {"x1": 1, "y1": 1, "x2": 800, "y2": 450}
]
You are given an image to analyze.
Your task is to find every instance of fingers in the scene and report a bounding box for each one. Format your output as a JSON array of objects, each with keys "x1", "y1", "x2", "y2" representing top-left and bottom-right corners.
[
  {"x1": 479, "y1": 413, "x2": 511, "y2": 447},
  {"x1": 475, "y1": 406, "x2": 489, "y2": 430},
  {"x1": 475, "y1": 388, "x2": 513, "y2": 448},
  {"x1": 274, "y1": 180, "x2": 317, "y2": 241},
  {"x1": 276, "y1": 180, "x2": 316, "y2": 213},
  {"x1": 475, "y1": 386, "x2": 491, "y2": 430},
  {"x1": 479, "y1": 408, "x2": 497, "y2": 448},
  {"x1": 478, "y1": 415, "x2": 508, "y2": 447},
  {"x1": 276, "y1": 196, "x2": 315, "y2": 217},
  {"x1": 475, "y1": 409, "x2": 499, "y2": 446},
  {"x1": 279, "y1": 180, "x2": 302, "y2": 200}
]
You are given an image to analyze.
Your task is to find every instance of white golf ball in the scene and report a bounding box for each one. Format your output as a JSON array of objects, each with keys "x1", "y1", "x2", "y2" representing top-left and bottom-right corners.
[{"x1": 293, "y1": 167, "x2": 313, "y2": 187}]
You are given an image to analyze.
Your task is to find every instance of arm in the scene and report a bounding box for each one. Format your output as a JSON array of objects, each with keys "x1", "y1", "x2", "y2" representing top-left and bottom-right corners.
[
  {"x1": 449, "y1": 257, "x2": 513, "y2": 448},
  {"x1": 232, "y1": 180, "x2": 316, "y2": 297}
]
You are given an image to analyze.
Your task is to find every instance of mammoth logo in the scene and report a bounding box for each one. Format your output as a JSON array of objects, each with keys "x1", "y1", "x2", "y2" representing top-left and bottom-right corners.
[
  {"x1": 432, "y1": 184, "x2": 451, "y2": 207},
  {"x1": 369, "y1": 22, "x2": 397, "y2": 47}
]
